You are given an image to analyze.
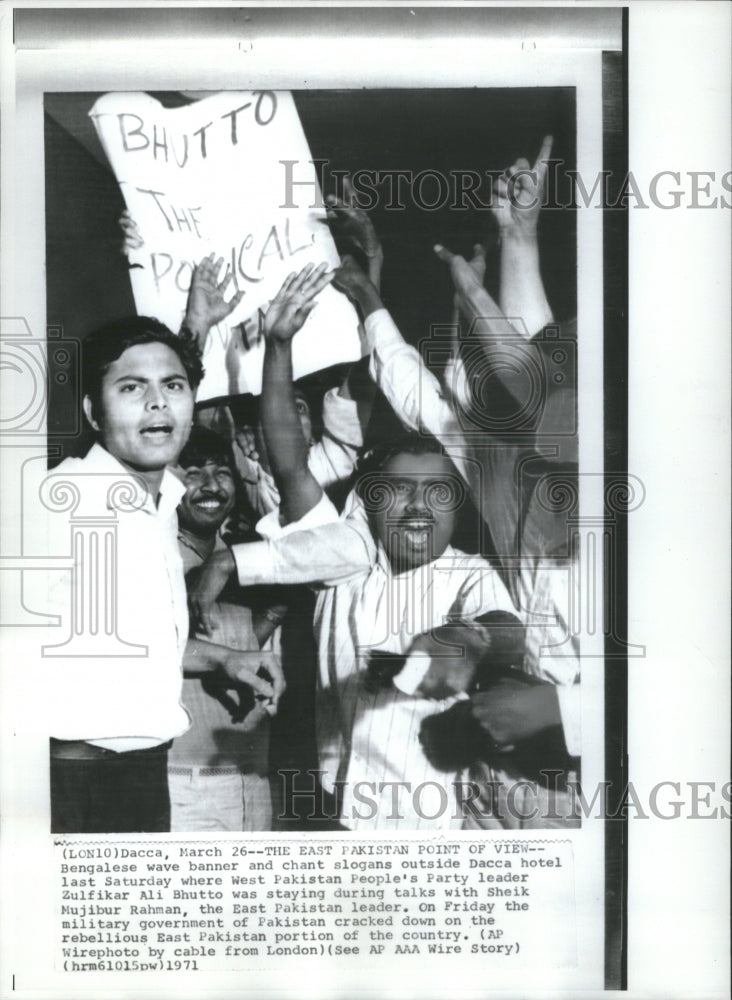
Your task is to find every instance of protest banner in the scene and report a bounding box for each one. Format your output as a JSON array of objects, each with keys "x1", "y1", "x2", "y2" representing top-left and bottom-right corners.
[{"x1": 90, "y1": 90, "x2": 361, "y2": 398}]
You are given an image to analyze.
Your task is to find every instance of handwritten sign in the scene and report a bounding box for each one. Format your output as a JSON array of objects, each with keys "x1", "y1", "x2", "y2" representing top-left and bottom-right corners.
[{"x1": 90, "y1": 91, "x2": 361, "y2": 398}]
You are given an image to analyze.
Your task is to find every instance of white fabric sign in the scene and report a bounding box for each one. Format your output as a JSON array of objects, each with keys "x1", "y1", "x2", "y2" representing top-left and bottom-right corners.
[{"x1": 90, "y1": 91, "x2": 360, "y2": 398}]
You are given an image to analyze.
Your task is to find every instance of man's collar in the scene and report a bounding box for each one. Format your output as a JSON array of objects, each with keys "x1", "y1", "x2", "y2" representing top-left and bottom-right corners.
[
  {"x1": 82, "y1": 443, "x2": 186, "y2": 514},
  {"x1": 375, "y1": 541, "x2": 458, "y2": 577}
]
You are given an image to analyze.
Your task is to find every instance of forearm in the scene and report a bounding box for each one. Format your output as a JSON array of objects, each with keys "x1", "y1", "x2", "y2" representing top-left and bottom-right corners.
[
  {"x1": 346, "y1": 278, "x2": 384, "y2": 323},
  {"x1": 183, "y1": 637, "x2": 236, "y2": 675},
  {"x1": 261, "y1": 339, "x2": 321, "y2": 521},
  {"x1": 365, "y1": 308, "x2": 459, "y2": 439},
  {"x1": 366, "y1": 247, "x2": 384, "y2": 293},
  {"x1": 261, "y1": 340, "x2": 308, "y2": 476},
  {"x1": 499, "y1": 233, "x2": 553, "y2": 339},
  {"x1": 455, "y1": 282, "x2": 547, "y2": 408},
  {"x1": 231, "y1": 521, "x2": 373, "y2": 589},
  {"x1": 179, "y1": 319, "x2": 209, "y2": 356}
]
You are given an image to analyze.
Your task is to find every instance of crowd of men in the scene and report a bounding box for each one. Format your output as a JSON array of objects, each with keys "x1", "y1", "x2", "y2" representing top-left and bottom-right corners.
[{"x1": 47, "y1": 138, "x2": 581, "y2": 834}]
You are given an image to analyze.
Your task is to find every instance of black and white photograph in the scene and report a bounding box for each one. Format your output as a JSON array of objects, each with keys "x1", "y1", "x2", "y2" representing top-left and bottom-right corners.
[{"x1": 0, "y1": 4, "x2": 729, "y2": 999}]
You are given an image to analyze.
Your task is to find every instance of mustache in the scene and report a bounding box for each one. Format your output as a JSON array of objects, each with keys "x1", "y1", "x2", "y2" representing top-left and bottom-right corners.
[{"x1": 192, "y1": 491, "x2": 230, "y2": 504}]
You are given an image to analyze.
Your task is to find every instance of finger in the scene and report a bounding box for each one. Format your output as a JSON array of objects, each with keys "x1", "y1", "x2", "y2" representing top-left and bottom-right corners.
[
  {"x1": 533, "y1": 134, "x2": 554, "y2": 182},
  {"x1": 495, "y1": 175, "x2": 509, "y2": 199},
  {"x1": 298, "y1": 278, "x2": 331, "y2": 311},
  {"x1": 229, "y1": 289, "x2": 245, "y2": 312},
  {"x1": 299, "y1": 261, "x2": 331, "y2": 296},
  {"x1": 217, "y1": 266, "x2": 233, "y2": 291},
  {"x1": 271, "y1": 271, "x2": 298, "y2": 304},
  {"x1": 191, "y1": 604, "x2": 214, "y2": 637},
  {"x1": 433, "y1": 243, "x2": 456, "y2": 263},
  {"x1": 342, "y1": 174, "x2": 356, "y2": 206},
  {"x1": 325, "y1": 193, "x2": 347, "y2": 211},
  {"x1": 289, "y1": 262, "x2": 316, "y2": 294},
  {"x1": 236, "y1": 668, "x2": 274, "y2": 700},
  {"x1": 506, "y1": 157, "x2": 531, "y2": 179},
  {"x1": 263, "y1": 656, "x2": 286, "y2": 704},
  {"x1": 194, "y1": 256, "x2": 213, "y2": 282}
]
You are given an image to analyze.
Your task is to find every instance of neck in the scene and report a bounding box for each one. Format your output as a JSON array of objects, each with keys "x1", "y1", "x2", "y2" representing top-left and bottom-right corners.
[
  {"x1": 108, "y1": 452, "x2": 165, "y2": 500},
  {"x1": 178, "y1": 525, "x2": 216, "y2": 560}
]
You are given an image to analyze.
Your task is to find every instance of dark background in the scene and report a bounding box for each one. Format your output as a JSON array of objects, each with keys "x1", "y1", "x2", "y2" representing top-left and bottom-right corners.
[{"x1": 44, "y1": 87, "x2": 577, "y2": 460}]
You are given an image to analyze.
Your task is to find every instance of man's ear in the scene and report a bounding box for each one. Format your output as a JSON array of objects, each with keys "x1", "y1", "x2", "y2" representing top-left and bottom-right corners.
[{"x1": 82, "y1": 395, "x2": 101, "y2": 432}]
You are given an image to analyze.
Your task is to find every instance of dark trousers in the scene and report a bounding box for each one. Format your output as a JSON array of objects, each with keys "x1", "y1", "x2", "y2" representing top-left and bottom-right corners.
[{"x1": 50, "y1": 740, "x2": 171, "y2": 834}]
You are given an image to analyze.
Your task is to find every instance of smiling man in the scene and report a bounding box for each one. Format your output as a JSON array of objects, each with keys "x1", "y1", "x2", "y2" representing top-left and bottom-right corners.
[
  {"x1": 366, "y1": 448, "x2": 460, "y2": 574},
  {"x1": 47, "y1": 317, "x2": 282, "y2": 834},
  {"x1": 168, "y1": 426, "x2": 281, "y2": 832}
]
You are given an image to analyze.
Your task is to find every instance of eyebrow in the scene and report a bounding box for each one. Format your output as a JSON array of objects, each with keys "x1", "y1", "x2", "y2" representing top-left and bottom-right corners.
[
  {"x1": 112, "y1": 372, "x2": 188, "y2": 385},
  {"x1": 185, "y1": 460, "x2": 233, "y2": 470},
  {"x1": 391, "y1": 476, "x2": 451, "y2": 484}
]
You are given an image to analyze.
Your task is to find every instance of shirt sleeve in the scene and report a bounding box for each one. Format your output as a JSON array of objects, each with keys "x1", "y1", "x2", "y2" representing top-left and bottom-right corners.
[
  {"x1": 365, "y1": 308, "x2": 462, "y2": 441},
  {"x1": 255, "y1": 491, "x2": 340, "y2": 540},
  {"x1": 231, "y1": 519, "x2": 375, "y2": 589}
]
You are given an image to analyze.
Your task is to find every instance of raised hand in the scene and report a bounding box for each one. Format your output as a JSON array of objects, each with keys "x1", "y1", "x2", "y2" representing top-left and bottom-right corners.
[
  {"x1": 331, "y1": 253, "x2": 370, "y2": 297},
  {"x1": 325, "y1": 175, "x2": 382, "y2": 260},
  {"x1": 325, "y1": 176, "x2": 383, "y2": 290},
  {"x1": 119, "y1": 209, "x2": 144, "y2": 256},
  {"x1": 263, "y1": 262, "x2": 332, "y2": 344},
  {"x1": 184, "y1": 253, "x2": 245, "y2": 344},
  {"x1": 491, "y1": 135, "x2": 554, "y2": 239},
  {"x1": 434, "y1": 242, "x2": 494, "y2": 303}
]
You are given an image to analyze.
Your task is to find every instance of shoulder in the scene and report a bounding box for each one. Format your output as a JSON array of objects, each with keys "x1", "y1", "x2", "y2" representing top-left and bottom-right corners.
[{"x1": 52, "y1": 452, "x2": 92, "y2": 475}]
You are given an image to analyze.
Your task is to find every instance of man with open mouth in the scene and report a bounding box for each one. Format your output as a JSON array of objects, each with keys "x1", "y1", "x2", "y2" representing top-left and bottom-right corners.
[{"x1": 45, "y1": 316, "x2": 283, "y2": 834}]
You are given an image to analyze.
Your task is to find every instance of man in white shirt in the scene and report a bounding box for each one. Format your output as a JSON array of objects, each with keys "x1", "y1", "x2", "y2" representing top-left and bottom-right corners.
[
  {"x1": 47, "y1": 317, "x2": 282, "y2": 833},
  {"x1": 191, "y1": 144, "x2": 581, "y2": 828},
  {"x1": 191, "y1": 432, "x2": 515, "y2": 831}
]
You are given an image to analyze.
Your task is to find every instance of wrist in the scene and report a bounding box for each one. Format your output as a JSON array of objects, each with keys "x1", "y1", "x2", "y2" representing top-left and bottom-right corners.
[
  {"x1": 498, "y1": 227, "x2": 540, "y2": 250},
  {"x1": 354, "y1": 282, "x2": 383, "y2": 318},
  {"x1": 183, "y1": 312, "x2": 210, "y2": 335},
  {"x1": 266, "y1": 337, "x2": 294, "y2": 356}
]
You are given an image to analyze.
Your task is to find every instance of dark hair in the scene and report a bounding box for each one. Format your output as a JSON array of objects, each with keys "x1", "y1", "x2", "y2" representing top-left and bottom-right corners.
[
  {"x1": 82, "y1": 316, "x2": 205, "y2": 412},
  {"x1": 355, "y1": 432, "x2": 459, "y2": 509},
  {"x1": 354, "y1": 432, "x2": 483, "y2": 552},
  {"x1": 356, "y1": 431, "x2": 449, "y2": 479},
  {"x1": 178, "y1": 425, "x2": 235, "y2": 473}
]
